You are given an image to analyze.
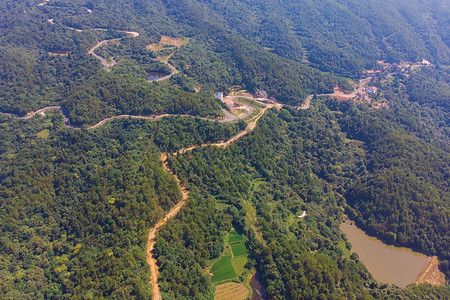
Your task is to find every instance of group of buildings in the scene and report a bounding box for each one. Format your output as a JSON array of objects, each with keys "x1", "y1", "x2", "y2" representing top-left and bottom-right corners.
[{"x1": 356, "y1": 86, "x2": 378, "y2": 100}]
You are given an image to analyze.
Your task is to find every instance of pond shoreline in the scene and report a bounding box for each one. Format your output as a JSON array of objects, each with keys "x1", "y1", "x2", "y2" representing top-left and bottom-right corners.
[
  {"x1": 341, "y1": 217, "x2": 431, "y2": 287},
  {"x1": 415, "y1": 256, "x2": 446, "y2": 286}
]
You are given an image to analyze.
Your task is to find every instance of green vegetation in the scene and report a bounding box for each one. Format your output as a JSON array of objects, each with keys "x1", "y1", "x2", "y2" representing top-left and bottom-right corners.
[
  {"x1": 228, "y1": 231, "x2": 244, "y2": 244},
  {"x1": 211, "y1": 256, "x2": 237, "y2": 283},
  {"x1": 0, "y1": 0, "x2": 449, "y2": 299},
  {"x1": 163, "y1": 90, "x2": 449, "y2": 298},
  {"x1": 0, "y1": 113, "x2": 240, "y2": 299},
  {"x1": 36, "y1": 129, "x2": 50, "y2": 139},
  {"x1": 209, "y1": 229, "x2": 250, "y2": 285},
  {"x1": 230, "y1": 243, "x2": 248, "y2": 257}
]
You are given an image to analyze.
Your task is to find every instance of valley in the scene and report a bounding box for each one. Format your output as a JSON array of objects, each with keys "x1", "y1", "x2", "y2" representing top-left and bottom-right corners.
[{"x1": 0, "y1": 0, "x2": 448, "y2": 299}]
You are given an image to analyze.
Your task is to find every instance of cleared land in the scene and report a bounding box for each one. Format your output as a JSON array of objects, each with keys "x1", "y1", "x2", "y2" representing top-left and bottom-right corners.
[
  {"x1": 147, "y1": 36, "x2": 190, "y2": 51},
  {"x1": 37, "y1": 129, "x2": 50, "y2": 139},
  {"x1": 147, "y1": 36, "x2": 190, "y2": 61},
  {"x1": 415, "y1": 256, "x2": 446, "y2": 286},
  {"x1": 215, "y1": 282, "x2": 249, "y2": 300}
]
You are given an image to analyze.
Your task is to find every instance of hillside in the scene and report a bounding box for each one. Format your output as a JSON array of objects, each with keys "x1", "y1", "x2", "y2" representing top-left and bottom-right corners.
[{"x1": 0, "y1": 0, "x2": 449, "y2": 299}]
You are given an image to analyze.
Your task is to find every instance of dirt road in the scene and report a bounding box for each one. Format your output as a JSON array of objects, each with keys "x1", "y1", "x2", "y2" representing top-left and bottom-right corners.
[
  {"x1": 0, "y1": 94, "x2": 310, "y2": 300},
  {"x1": 146, "y1": 102, "x2": 276, "y2": 299},
  {"x1": 0, "y1": 97, "x2": 258, "y2": 130},
  {"x1": 147, "y1": 61, "x2": 179, "y2": 82},
  {"x1": 146, "y1": 154, "x2": 190, "y2": 300}
]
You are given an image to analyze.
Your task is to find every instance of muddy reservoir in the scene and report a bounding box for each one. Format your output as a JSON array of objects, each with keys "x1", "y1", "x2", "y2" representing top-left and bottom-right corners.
[{"x1": 340, "y1": 220, "x2": 428, "y2": 287}]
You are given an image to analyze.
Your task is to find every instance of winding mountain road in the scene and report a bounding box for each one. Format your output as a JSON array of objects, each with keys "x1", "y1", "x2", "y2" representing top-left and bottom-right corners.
[
  {"x1": 298, "y1": 95, "x2": 313, "y2": 110},
  {"x1": 88, "y1": 38, "x2": 120, "y2": 67},
  {"x1": 59, "y1": 22, "x2": 178, "y2": 80},
  {"x1": 0, "y1": 107, "x2": 255, "y2": 130},
  {"x1": 8, "y1": 8, "x2": 323, "y2": 299},
  {"x1": 4, "y1": 3, "x2": 366, "y2": 299},
  {"x1": 0, "y1": 90, "x2": 316, "y2": 300}
]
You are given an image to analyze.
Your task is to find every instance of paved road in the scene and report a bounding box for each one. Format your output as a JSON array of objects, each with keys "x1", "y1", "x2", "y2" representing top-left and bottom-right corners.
[
  {"x1": 298, "y1": 95, "x2": 313, "y2": 110},
  {"x1": 148, "y1": 60, "x2": 179, "y2": 82},
  {"x1": 0, "y1": 103, "x2": 255, "y2": 130},
  {"x1": 88, "y1": 39, "x2": 120, "y2": 67}
]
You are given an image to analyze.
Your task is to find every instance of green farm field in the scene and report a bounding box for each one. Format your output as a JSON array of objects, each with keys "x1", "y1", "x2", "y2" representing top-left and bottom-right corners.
[
  {"x1": 231, "y1": 242, "x2": 248, "y2": 257},
  {"x1": 211, "y1": 256, "x2": 237, "y2": 283},
  {"x1": 228, "y1": 231, "x2": 244, "y2": 244}
]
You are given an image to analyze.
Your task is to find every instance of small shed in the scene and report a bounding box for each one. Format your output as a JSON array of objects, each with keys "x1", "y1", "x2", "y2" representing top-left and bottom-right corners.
[{"x1": 215, "y1": 92, "x2": 224, "y2": 101}]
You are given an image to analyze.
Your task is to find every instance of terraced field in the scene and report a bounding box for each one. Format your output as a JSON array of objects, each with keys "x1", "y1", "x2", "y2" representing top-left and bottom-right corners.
[
  {"x1": 211, "y1": 256, "x2": 237, "y2": 283},
  {"x1": 215, "y1": 282, "x2": 249, "y2": 300},
  {"x1": 231, "y1": 242, "x2": 248, "y2": 257},
  {"x1": 211, "y1": 230, "x2": 250, "y2": 286}
]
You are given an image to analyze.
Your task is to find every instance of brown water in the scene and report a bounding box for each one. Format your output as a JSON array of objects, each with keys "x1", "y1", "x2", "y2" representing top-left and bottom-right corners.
[
  {"x1": 147, "y1": 72, "x2": 166, "y2": 81},
  {"x1": 249, "y1": 273, "x2": 266, "y2": 300},
  {"x1": 340, "y1": 220, "x2": 428, "y2": 287}
]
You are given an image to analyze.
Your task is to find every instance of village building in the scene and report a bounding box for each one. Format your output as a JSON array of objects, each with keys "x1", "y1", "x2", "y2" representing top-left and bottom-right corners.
[
  {"x1": 256, "y1": 89, "x2": 268, "y2": 99},
  {"x1": 364, "y1": 70, "x2": 375, "y2": 77},
  {"x1": 367, "y1": 86, "x2": 378, "y2": 94},
  {"x1": 215, "y1": 92, "x2": 224, "y2": 101}
]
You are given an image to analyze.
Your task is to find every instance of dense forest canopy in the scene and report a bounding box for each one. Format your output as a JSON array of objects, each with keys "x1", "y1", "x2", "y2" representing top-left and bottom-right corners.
[{"x1": 0, "y1": 0, "x2": 449, "y2": 299}]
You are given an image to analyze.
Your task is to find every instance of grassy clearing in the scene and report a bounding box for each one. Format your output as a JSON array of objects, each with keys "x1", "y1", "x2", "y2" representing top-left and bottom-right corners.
[
  {"x1": 210, "y1": 227, "x2": 250, "y2": 287},
  {"x1": 228, "y1": 231, "x2": 243, "y2": 244},
  {"x1": 232, "y1": 257, "x2": 248, "y2": 277},
  {"x1": 336, "y1": 240, "x2": 351, "y2": 258},
  {"x1": 231, "y1": 242, "x2": 248, "y2": 257},
  {"x1": 37, "y1": 129, "x2": 50, "y2": 139},
  {"x1": 228, "y1": 98, "x2": 265, "y2": 122},
  {"x1": 211, "y1": 256, "x2": 236, "y2": 283},
  {"x1": 242, "y1": 107, "x2": 261, "y2": 122},
  {"x1": 214, "y1": 282, "x2": 249, "y2": 300}
]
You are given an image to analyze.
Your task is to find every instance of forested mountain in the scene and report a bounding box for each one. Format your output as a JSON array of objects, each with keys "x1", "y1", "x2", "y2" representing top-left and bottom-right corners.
[
  {"x1": 168, "y1": 0, "x2": 450, "y2": 77},
  {"x1": 2, "y1": 0, "x2": 448, "y2": 119},
  {"x1": 0, "y1": 0, "x2": 449, "y2": 299},
  {"x1": 162, "y1": 99, "x2": 449, "y2": 298}
]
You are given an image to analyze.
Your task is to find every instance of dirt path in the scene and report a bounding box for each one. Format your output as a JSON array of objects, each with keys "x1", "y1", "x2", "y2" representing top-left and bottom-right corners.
[
  {"x1": 57, "y1": 23, "x2": 170, "y2": 78},
  {"x1": 298, "y1": 77, "x2": 372, "y2": 108},
  {"x1": 1, "y1": 90, "x2": 313, "y2": 300},
  {"x1": 170, "y1": 104, "x2": 269, "y2": 156},
  {"x1": 146, "y1": 154, "x2": 189, "y2": 300},
  {"x1": 146, "y1": 102, "x2": 278, "y2": 299},
  {"x1": 147, "y1": 60, "x2": 179, "y2": 83},
  {"x1": 0, "y1": 96, "x2": 275, "y2": 299}
]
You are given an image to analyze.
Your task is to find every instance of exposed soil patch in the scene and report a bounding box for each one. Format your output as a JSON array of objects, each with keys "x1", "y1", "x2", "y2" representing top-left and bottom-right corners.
[
  {"x1": 415, "y1": 256, "x2": 446, "y2": 286},
  {"x1": 215, "y1": 282, "x2": 249, "y2": 300},
  {"x1": 147, "y1": 35, "x2": 190, "y2": 51}
]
